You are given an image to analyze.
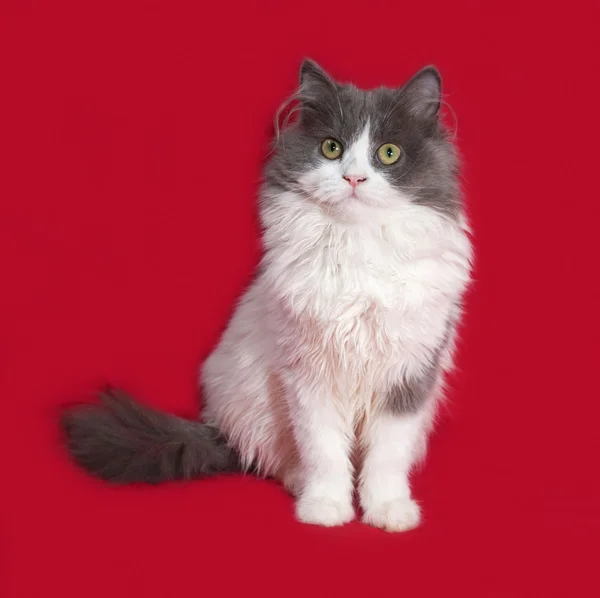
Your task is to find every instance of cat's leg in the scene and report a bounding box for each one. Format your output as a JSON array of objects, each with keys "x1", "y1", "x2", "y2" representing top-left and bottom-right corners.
[
  {"x1": 282, "y1": 373, "x2": 355, "y2": 527},
  {"x1": 280, "y1": 465, "x2": 303, "y2": 497},
  {"x1": 359, "y1": 373, "x2": 441, "y2": 532}
]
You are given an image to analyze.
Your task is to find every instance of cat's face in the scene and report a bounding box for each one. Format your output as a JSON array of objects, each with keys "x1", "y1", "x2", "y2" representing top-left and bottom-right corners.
[{"x1": 266, "y1": 60, "x2": 460, "y2": 222}]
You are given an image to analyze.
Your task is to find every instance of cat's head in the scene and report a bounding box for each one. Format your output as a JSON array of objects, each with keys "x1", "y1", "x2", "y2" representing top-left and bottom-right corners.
[{"x1": 265, "y1": 60, "x2": 460, "y2": 222}]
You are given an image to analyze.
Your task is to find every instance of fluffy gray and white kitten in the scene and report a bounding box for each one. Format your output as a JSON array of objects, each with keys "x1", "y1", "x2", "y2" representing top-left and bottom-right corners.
[{"x1": 62, "y1": 60, "x2": 472, "y2": 532}]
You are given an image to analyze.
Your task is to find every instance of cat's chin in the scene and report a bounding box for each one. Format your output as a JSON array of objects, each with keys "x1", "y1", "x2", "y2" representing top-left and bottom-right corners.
[{"x1": 321, "y1": 198, "x2": 395, "y2": 225}]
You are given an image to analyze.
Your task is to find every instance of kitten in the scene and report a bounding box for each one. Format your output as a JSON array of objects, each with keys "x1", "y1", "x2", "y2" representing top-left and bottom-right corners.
[{"x1": 62, "y1": 60, "x2": 472, "y2": 532}]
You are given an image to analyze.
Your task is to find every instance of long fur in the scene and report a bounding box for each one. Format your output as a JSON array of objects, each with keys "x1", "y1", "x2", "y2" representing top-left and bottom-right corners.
[
  {"x1": 62, "y1": 388, "x2": 240, "y2": 483},
  {"x1": 61, "y1": 60, "x2": 472, "y2": 532}
]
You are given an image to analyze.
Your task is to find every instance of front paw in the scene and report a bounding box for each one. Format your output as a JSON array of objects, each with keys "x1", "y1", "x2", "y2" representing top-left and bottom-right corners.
[
  {"x1": 362, "y1": 498, "x2": 421, "y2": 532},
  {"x1": 295, "y1": 495, "x2": 355, "y2": 527}
]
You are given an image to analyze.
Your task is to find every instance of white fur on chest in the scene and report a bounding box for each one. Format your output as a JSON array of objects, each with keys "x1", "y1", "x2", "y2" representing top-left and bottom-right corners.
[{"x1": 259, "y1": 190, "x2": 472, "y2": 397}]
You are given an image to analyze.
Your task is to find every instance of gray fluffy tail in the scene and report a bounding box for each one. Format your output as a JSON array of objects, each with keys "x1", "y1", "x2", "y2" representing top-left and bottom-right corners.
[{"x1": 61, "y1": 388, "x2": 240, "y2": 484}]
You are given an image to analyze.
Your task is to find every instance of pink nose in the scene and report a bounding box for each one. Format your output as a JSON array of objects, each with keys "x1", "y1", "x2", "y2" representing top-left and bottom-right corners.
[{"x1": 343, "y1": 175, "x2": 367, "y2": 188}]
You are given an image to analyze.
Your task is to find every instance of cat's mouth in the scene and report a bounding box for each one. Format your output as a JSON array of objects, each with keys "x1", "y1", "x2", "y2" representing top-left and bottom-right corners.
[
  {"x1": 344, "y1": 186, "x2": 365, "y2": 201},
  {"x1": 344, "y1": 189, "x2": 378, "y2": 207}
]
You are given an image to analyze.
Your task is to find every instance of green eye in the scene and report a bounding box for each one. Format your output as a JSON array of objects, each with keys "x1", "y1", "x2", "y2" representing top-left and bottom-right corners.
[
  {"x1": 321, "y1": 138, "x2": 343, "y2": 160},
  {"x1": 377, "y1": 143, "x2": 402, "y2": 165}
]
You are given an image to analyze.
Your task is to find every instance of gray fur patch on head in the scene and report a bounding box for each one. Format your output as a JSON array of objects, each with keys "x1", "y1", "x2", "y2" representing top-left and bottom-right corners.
[{"x1": 266, "y1": 60, "x2": 461, "y2": 219}]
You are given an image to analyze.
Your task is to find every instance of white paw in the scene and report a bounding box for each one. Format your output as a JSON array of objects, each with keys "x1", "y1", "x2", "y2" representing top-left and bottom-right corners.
[
  {"x1": 362, "y1": 498, "x2": 421, "y2": 532},
  {"x1": 295, "y1": 496, "x2": 355, "y2": 527}
]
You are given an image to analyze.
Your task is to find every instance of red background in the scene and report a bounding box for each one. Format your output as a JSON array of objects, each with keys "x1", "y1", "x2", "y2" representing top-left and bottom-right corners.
[{"x1": 1, "y1": 1, "x2": 599, "y2": 596}]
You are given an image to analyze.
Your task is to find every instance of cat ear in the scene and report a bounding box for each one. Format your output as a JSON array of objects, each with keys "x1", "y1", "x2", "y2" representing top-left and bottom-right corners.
[
  {"x1": 399, "y1": 66, "x2": 442, "y2": 122},
  {"x1": 300, "y1": 59, "x2": 333, "y2": 88},
  {"x1": 299, "y1": 59, "x2": 337, "y2": 103}
]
